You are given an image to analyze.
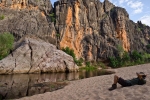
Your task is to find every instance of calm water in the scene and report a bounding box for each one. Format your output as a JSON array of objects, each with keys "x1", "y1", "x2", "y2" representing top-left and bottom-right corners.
[{"x1": 0, "y1": 69, "x2": 113, "y2": 99}]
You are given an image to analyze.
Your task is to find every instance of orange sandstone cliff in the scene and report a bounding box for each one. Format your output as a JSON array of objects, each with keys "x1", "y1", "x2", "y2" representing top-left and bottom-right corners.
[{"x1": 0, "y1": 0, "x2": 150, "y2": 61}]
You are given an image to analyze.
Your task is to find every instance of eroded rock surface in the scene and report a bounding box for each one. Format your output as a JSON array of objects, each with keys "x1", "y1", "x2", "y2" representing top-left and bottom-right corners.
[
  {"x1": 0, "y1": 0, "x2": 150, "y2": 62},
  {"x1": 0, "y1": 0, "x2": 56, "y2": 44},
  {"x1": 0, "y1": 37, "x2": 78, "y2": 74},
  {"x1": 54, "y1": 0, "x2": 150, "y2": 61}
]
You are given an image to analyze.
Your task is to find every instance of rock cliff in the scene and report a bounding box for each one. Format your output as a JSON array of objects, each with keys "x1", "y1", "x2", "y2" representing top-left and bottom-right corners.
[
  {"x1": 0, "y1": 0, "x2": 56, "y2": 44},
  {"x1": 0, "y1": 37, "x2": 78, "y2": 74},
  {"x1": 0, "y1": 0, "x2": 150, "y2": 62},
  {"x1": 54, "y1": 0, "x2": 150, "y2": 61}
]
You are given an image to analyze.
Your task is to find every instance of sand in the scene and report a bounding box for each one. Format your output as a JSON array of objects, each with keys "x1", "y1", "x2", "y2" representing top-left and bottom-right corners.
[{"x1": 17, "y1": 64, "x2": 150, "y2": 100}]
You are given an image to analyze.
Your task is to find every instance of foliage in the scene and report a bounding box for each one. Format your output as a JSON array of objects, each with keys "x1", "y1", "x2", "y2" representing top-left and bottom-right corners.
[
  {"x1": 122, "y1": 51, "x2": 130, "y2": 63},
  {"x1": 74, "y1": 58, "x2": 83, "y2": 66},
  {"x1": 85, "y1": 62, "x2": 91, "y2": 67},
  {"x1": 109, "y1": 44, "x2": 149, "y2": 68},
  {"x1": 56, "y1": 33, "x2": 60, "y2": 37},
  {"x1": 109, "y1": 57, "x2": 120, "y2": 68},
  {"x1": 49, "y1": 13, "x2": 56, "y2": 22},
  {"x1": 62, "y1": 47, "x2": 75, "y2": 59},
  {"x1": 117, "y1": 45, "x2": 124, "y2": 58},
  {"x1": 141, "y1": 52, "x2": 150, "y2": 62},
  {"x1": 109, "y1": 50, "x2": 150, "y2": 68},
  {"x1": 131, "y1": 50, "x2": 143, "y2": 61},
  {"x1": 97, "y1": 61, "x2": 106, "y2": 69},
  {"x1": 0, "y1": 15, "x2": 4, "y2": 20},
  {"x1": 80, "y1": 62, "x2": 97, "y2": 71},
  {"x1": 62, "y1": 47, "x2": 83, "y2": 66},
  {"x1": 146, "y1": 44, "x2": 150, "y2": 49},
  {"x1": 0, "y1": 32, "x2": 14, "y2": 60},
  {"x1": 137, "y1": 27, "x2": 141, "y2": 31}
]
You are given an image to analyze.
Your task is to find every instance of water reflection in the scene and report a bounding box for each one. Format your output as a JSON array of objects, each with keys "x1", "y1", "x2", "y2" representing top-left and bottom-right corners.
[{"x1": 0, "y1": 69, "x2": 114, "y2": 99}]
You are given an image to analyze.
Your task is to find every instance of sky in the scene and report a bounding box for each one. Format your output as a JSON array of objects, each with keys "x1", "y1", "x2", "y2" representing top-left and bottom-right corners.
[{"x1": 50, "y1": 0, "x2": 150, "y2": 26}]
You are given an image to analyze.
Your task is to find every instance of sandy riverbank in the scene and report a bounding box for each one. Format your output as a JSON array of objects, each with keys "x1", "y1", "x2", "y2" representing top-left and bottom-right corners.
[{"x1": 17, "y1": 64, "x2": 150, "y2": 100}]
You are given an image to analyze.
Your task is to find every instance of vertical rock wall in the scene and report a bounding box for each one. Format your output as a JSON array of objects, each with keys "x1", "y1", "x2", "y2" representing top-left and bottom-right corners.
[
  {"x1": 0, "y1": 0, "x2": 56, "y2": 45},
  {"x1": 0, "y1": 0, "x2": 150, "y2": 61},
  {"x1": 54, "y1": 0, "x2": 150, "y2": 61}
]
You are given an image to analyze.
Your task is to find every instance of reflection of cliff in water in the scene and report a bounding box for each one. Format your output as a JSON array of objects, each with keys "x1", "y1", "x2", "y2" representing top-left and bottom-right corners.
[
  {"x1": 0, "y1": 70, "x2": 114, "y2": 99},
  {"x1": 0, "y1": 73, "x2": 79, "y2": 99}
]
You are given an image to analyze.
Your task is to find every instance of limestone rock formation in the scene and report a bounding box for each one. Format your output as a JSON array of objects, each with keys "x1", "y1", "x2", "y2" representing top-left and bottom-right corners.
[
  {"x1": 0, "y1": 0, "x2": 150, "y2": 62},
  {"x1": 0, "y1": 37, "x2": 78, "y2": 74},
  {"x1": 54, "y1": 0, "x2": 150, "y2": 61},
  {"x1": 0, "y1": 0, "x2": 56, "y2": 44}
]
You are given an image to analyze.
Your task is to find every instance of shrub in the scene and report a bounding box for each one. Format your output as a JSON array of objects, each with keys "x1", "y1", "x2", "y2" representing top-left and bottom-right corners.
[
  {"x1": 122, "y1": 51, "x2": 130, "y2": 62},
  {"x1": 49, "y1": 13, "x2": 56, "y2": 22},
  {"x1": 85, "y1": 62, "x2": 91, "y2": 67},
  {"x1": 62, "y1": 47, "x2": 75, "y2": 59},
  {"x1": 109, "y1": 50, "x2": 150, "y2": 68},
  {"x1": 62, "y1": 47, "x2": 83, "y2": 66},
  {"x1": 0, "y1": 15, "x2": 4, "y2": 20},
  {"x1": 137, "y1": 28, "x2": 141, "y2": 31},
  {"x1": 80, "y1": 61, "x2": 97, "y2": 71},
  {"x1": 56, "y1": 33, "x2": 60, "y2": 38},
  {"x1": 109, "y1": 52, "x2": 130, "y2": 68},
  {"x1": 0, "y1": 32, "x2": 14, "y2": 60},
  {"x1": 97, "y1": 61, "x2": 106, "y2": 69},
  {"x1": 75, "y1": 58, "x2": 83, "y2": 66},
  {"x1": 109, "y1": 57, "x2": 119, "y2": 68},
  {"x1": 131, "y1": 51, "x2": 143, "y2": 61},
  {"x1": 146, "y1": 44, "x2": 150, "y2": 49},
  {"x1": 117, "y1": 45, "x2": 124, "y2": 58}
]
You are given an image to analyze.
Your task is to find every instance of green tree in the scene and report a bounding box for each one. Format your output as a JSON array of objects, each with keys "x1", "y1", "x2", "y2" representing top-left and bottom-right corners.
[
  {"x1": 49, "y1": 13, "x2": 56, "y2": 22},
  {"x1": 0, "y1": 32, "x2": 14, "y2": 60},
  {"x1": 62, "y1": 47, "x2": 83, "y2": 66}
]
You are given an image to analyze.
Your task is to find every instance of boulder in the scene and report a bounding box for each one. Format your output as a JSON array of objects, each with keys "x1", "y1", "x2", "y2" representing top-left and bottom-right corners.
[{"x1": 0, "y1": 37, "x2": 78, "y2": 74}]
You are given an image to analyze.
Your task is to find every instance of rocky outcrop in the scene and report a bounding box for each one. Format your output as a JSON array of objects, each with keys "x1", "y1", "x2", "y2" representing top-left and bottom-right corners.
[
  {"x1": 0, "y1": 0, "x2": 150, "y2": 62},
  {"x1": 54, "y1": 0, "x2": 150, "y2": 61},
  {"x1": 0, "y1": 37, "x2": 78, "y2": 74},
  {"x1": 0, "y1": 0, "x2": 56, "y2": 44}
]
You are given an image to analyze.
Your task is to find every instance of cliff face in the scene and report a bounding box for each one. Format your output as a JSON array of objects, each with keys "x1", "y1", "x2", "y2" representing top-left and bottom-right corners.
[
  {"x1": 54, "y1": 0, "x2": 150, "y2": 60},
  {"x1": 0, "y1": 0, "x2": 56, "y2": 44},
  {"x1": 0, "y1": 0, "x2": 150, "y2": 61}
]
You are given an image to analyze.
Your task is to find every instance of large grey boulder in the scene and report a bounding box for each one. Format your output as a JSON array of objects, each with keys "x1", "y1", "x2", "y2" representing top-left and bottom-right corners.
[{"x1": 0, "y1": 37, "x2": 78, "y2": 74}]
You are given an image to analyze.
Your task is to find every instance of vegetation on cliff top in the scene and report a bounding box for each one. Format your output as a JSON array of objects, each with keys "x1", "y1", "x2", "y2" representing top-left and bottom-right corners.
[{"x1": 0, "y1": 32, "x2": 14, "y2": 60}]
